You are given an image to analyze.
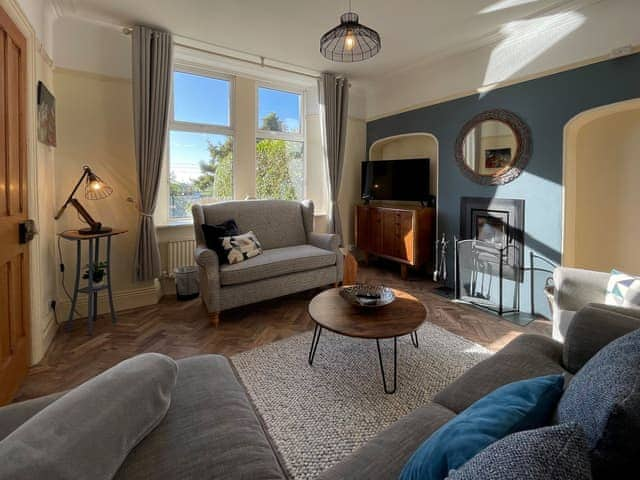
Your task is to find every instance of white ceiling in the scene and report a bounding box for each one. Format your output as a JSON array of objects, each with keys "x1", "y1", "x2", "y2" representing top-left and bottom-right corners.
[{"x1": 52, "y1": 0, "x2": 588, "y2": 80}]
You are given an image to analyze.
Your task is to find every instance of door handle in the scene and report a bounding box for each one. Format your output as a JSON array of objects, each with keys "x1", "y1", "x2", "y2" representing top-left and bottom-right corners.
[{"x1": 19, "y1": 220, "x2": 37, "y2": 244}]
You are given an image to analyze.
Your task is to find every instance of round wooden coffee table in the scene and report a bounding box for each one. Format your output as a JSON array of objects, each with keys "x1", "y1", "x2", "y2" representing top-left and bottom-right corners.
[{"x1": 307, "y1": 288, "x2": 427, "y2": 394}]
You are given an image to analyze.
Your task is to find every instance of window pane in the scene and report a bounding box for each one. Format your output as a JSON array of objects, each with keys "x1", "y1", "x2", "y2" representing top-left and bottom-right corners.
[
  {"x1": 258, "y1": 87, "x2": 301, "y2": 133},
  {"x1": 256, "y1": 139, "x2": 303, "y2": 200},
  {"x1": 173, "y1": 72, "x2": 230, "y2": 126},
  {"x1": 169, "y1": 131, "x2": 233, "y2": 219}
]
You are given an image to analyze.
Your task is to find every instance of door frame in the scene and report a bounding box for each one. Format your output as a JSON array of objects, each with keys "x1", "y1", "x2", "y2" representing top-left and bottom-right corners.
[{"x1": 1, "y1": 0, "x2": 53, "y2": 365}]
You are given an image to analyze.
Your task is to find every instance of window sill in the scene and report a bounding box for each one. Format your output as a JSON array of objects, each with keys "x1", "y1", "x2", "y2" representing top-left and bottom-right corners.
[{"x1": 156, "y1": 221, "x2": 193, "y2": 230}]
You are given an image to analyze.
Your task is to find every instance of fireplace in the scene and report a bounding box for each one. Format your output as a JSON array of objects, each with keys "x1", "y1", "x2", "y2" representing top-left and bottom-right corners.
[{"x1": 460, "y1": 197, "x2": 524, "y2": 281}]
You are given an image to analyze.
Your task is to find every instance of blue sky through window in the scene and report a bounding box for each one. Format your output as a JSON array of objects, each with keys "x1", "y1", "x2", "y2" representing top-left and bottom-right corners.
[
  {"x1": 173, "y1": 72, "x2": 230, "y2": 126},
  {"x1": 258, "y1": 87, "x2": 301, "y2": 132},
  {"x1": 170, "y1": 131, "x2": 230, "y2": 183}
]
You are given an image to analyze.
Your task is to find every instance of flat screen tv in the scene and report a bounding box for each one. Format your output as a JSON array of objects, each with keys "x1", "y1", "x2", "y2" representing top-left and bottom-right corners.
[{"x1": 361, "y1": 159, "x2": 430, "y2": 202}]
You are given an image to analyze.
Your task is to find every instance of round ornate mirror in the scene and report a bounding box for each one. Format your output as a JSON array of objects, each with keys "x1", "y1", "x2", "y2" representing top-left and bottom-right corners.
[{"x1": 454, "y1": 109, "x2": 532, "y2": 185}]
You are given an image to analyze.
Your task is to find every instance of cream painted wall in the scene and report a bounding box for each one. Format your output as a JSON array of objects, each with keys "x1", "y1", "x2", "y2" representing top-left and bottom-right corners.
[
  {"x1": 338, "y1": 117, "x2": 366, "y2": 248},
  {"x1": 366, "y1": 0, "x2": 640, "y2": 120},
  {"x1": 567, "y1": 108, "x2": 640, "y2": 274},
  {"x1": 53, "y1": 68, "x2": 160, "y2": 319}
]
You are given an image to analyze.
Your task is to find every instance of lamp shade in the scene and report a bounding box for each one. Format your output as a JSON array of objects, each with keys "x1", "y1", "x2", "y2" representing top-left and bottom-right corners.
[
  {"x1": 84, "y1": 169, "x2": 113, "y2": 200},
  {"x1": 320, "y1": 12, "x2": 381, "y2": 63}
]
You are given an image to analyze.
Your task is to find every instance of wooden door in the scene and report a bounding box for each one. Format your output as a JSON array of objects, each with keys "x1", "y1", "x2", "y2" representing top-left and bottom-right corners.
[{"x1": 0, "y1": 7, "x2": 29, "y2": 406}]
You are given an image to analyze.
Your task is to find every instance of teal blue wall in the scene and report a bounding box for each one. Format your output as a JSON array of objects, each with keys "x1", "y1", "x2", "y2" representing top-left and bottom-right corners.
[{"x1": 366, "y1": 53, "x2": 640, "y2": 315}]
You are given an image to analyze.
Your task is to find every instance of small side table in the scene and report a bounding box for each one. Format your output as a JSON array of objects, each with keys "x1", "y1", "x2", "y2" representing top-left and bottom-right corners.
[{"x1": 59, "y1": 229, "x2": 127, "y2": 335}]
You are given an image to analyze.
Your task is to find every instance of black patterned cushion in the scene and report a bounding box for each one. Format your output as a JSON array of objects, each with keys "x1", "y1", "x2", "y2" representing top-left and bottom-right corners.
[
  {"x1": 557, "y1": 327, "x2": 640, "y2": 477},
  {"x1": 220, "y1": 231, "x2": 263, "y2": 265},
  {"x1": 446, "y1": 423, "x2": 591, "y2": 480},
  {"x1": 202, "y1": 220, "x2": 239, "y2": 264}
]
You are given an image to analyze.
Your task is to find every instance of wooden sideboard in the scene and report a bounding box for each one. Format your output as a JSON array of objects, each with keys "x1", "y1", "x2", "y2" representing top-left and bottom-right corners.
[{"x1": 355, "y1": 205, "x2": 435, "y2": 280}]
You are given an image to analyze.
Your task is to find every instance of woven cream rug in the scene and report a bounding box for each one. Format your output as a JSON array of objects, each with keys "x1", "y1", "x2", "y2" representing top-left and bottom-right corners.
[{"x1": 231, "y1": 321, "x2": 491, "y2": 479}]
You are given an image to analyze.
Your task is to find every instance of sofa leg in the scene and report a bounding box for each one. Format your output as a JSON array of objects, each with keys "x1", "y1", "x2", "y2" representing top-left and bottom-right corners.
[
  {"x1": 208, "y1": 312, "x2": 220, "y2": 327},
  {"x1": 334, "y1": 282, "x2": 340, "y2": 288}
]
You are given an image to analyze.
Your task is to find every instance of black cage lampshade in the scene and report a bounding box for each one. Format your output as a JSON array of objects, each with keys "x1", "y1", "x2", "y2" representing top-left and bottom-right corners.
[
  {"x1": 85, "y1": 170, "x2": 113, "y2": 200},
  {"x1": 320, "y1": 11, "x2": 381, "y2": 63}
]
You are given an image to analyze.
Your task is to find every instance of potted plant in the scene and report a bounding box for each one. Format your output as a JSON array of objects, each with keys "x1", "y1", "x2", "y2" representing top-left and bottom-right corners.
[{"x1": 83, "y1": 261, "x2": 108, "y2": 284}]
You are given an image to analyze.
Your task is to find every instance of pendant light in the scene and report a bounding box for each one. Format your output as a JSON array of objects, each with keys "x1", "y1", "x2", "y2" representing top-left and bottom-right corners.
[{"x1": 320, "y1": 0, "x2": 381, "y2": 62}]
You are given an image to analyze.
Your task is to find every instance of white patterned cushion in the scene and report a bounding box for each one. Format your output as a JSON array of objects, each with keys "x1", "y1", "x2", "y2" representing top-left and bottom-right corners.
[
  {"x1": 446, "y1": 423, "x2": 591, "y2": 480},
  {"x1": 605, "y1": 269, "x2": 640, "y2": 308},
  {"x1": 220, "y1": 231, "x2": 263, "y2": 265}
]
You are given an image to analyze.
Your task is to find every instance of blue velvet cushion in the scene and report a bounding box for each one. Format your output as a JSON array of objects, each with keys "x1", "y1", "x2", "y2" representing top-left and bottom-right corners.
[
  {"x1": 399, "y1": 374, "x2": 565, "y2": 480},
  {"x1": 557, "y1": 327, "x2": 640, "y2": 478}
]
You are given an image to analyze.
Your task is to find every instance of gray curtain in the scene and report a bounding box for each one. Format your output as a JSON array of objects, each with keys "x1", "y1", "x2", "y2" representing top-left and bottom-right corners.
[
  {"x1": 132, "y1": 26, "x2": 172, "y2": 281},
  {"x1": 318, "y1": 73, "x2": 349, "y2": 240}
]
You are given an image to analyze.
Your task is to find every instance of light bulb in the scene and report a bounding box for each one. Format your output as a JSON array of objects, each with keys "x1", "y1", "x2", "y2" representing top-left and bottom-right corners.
[
  {"x1": 90, "y1": 181, "x2": 101, "y2": 191},
  {"x1": 345, "y1": 33, "x2": 355, "y2": 50}
]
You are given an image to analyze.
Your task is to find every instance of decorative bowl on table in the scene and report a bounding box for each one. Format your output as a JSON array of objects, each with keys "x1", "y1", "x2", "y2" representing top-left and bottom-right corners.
[{"x1": 339, "y1": 284, "x2": 396, "y2": 308}]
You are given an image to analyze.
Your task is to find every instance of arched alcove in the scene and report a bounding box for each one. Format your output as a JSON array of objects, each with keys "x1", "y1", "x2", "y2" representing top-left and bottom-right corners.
[
  {"x1": 368, "y1": 133, "x2": 439, "y2": 200},
  {"x1": 563, "y1": 98, "x2": 640, "y2": 273}
]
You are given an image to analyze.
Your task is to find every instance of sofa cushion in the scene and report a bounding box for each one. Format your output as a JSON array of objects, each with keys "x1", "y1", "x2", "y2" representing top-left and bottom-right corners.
[
  {"x1": 201, "y1": 200, "x2": 308, "y2": 250},
  {"x1": 115, "y1": 355, "x2": 286, "y2": 480},
  {"x1": 221, "y1": 231, "x2": 263, "y2": 264},
  {"x1": 605, "y1": 269, "x2": 640, "y2": 308},
  {"x1": 434, "y1": 334, "x2": 565, "y2": 414},
  {"x1": 447, "y1": 423, "x2": 592, "y2": 480},
  {"x1": 316, "y1": 403, "x2": 455, "y2": 480},
  {"x1": 557, "y1": 327, "x2": 640, "y2": 478},
  {"x1": 0, "y1": 353, "x2": 177, "y2": 480},
  {"x1": 0, "y1": 392, "x2": 64, "y2": 441},
  {"x1": 202, "y1": 219, "x2": 239, "y2": 264},
  {"x1": 220, "y1": 244, "x2": 336, "y2": 286},
  {"x1": 400, "y1": 375, "x2": 565, "y2": 480}
]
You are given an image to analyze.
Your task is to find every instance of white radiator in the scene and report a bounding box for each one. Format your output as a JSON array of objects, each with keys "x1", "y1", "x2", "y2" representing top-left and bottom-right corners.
[{"x1": 166, "y1": 239, "x2": 197, "y2": 277}]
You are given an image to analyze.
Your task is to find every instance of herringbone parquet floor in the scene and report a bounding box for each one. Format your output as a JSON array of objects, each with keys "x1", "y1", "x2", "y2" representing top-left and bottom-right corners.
[{"x1": 16, "y1": 264, "x2": 550, "y2": 402}]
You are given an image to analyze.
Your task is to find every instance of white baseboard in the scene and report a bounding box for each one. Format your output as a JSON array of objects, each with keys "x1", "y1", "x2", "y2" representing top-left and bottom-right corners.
[{"x1": 56, "y1": 283, "x2": 163, "y2": 322}]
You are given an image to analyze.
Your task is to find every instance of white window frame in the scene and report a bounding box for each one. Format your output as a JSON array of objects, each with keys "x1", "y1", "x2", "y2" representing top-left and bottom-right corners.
[
  {"x1": 255, "y1": 83, "x2": 307, "y2": 200},
  {"x1": 167, "y1": 65, "x2": 236, "y2": 221}
]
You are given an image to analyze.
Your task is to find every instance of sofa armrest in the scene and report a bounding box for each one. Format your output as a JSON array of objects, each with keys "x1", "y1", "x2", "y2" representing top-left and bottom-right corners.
[
  {"x1": 194, "y1": 245, "x2": 219, "y2": 270},
  {"x1": 308, "y1": 232, "x2": 340, "y2": 252},
  {"x1": 553, "y1": 267, "x2": 609, "y2": 312},
  {"x1": 563, "y1": 302, "x2": 640, "y2": 373}
]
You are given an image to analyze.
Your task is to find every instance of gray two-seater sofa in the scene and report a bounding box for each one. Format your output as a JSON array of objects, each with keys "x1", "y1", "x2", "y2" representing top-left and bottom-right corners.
[
  {"x1": 2, "y1": 304, "x2": 638, "y2": 479},
  {"x1": 192, "y1": 199, "x2": 343, "y2": 325}
]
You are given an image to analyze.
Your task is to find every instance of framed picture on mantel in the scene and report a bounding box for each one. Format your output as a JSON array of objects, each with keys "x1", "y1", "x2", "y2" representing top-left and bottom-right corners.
[{"x1": 37, "y1": 81, "x2": 56, "y2": 147}]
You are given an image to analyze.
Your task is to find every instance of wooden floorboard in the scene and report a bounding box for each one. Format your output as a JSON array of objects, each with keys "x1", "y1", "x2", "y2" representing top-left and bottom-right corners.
[{"x1": 16, "y1": 264, "x2": 550, "y2": 402}]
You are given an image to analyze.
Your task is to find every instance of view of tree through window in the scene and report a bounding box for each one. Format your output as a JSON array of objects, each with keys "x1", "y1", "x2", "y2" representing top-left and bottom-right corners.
[
  {"x1": 256, "y1": 88, "x2": 304, "y2": 200},
  {"x1": 168, "y1": 72, "x2": 305, "y2": 219}
]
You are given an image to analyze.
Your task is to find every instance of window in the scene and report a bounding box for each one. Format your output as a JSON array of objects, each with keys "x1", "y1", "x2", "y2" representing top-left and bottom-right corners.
[
  {"x1": 168, "y1": 71, "x2": 233, "y2": 220},
  {"x1": 256, "y1": 86, "x2": 304, "y2": 201}
]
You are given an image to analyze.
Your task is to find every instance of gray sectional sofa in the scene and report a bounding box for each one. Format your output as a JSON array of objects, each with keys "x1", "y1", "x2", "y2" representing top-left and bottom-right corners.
[
  {"x1": 192, "y1": 199, "x2": 343, "y2": 325},
  {"x1": 1, "y1": 303, "x2": 638, "y2": 479}
]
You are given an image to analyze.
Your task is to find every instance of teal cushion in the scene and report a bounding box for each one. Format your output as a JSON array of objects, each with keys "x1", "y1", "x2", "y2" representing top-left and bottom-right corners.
[{"x1": 399, "y1": 374, "x2": 565, "y2": 480}]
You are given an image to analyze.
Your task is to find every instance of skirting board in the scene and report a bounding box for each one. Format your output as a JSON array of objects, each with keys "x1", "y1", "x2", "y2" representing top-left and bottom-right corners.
[{"x1": 56, "y1": 283, "x2": 163, "y2": 322}]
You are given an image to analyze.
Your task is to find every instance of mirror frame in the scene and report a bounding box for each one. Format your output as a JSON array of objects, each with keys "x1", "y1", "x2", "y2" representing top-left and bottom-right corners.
[{"x1": 454, "y1": 109, "x2": 532, "y2": 186}]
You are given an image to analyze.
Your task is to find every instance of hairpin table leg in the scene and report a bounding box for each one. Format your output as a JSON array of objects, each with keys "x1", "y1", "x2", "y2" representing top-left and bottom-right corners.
[{"x1": 376, "y1": 336, "x2": 398, "y2": 394}]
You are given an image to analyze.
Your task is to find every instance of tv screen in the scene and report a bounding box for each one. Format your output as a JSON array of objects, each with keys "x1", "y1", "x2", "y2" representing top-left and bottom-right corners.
[{"x1": 361, "y1": 159, "x2": 430, "y2": 201}]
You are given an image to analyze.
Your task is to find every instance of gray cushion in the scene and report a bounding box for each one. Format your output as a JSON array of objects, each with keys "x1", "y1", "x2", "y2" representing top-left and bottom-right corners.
[
  {"x1": 220, "y1": 245, "x2": 336, "y2": 286},
  {"x1": 201, "y1": 200, "x2": 308, "y2": 250},
  {"x1": 0, "y1": 353, "x2": 177, "y2": 480},
  {"x1": 563, "y1": 303, "x2": 640, "y2": 373},
  {"x1": 316, "y1": 403, "x2": 455, "y2": 480},
  {"x1": 115, "y1": 355, "x2": 286, "y2": 480},
  {"x1": 558, "y1": 327, "x2": 640, "y2": 478},
  {"x1": 446, "y1": 423, "x2": 592, "y2": 480},
  {"x1": 0, "y1": 392, "x2": 64, "y2": 441},
  {"x1": 434, "y1": 334, "x2": 565, "y2": 414}
]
